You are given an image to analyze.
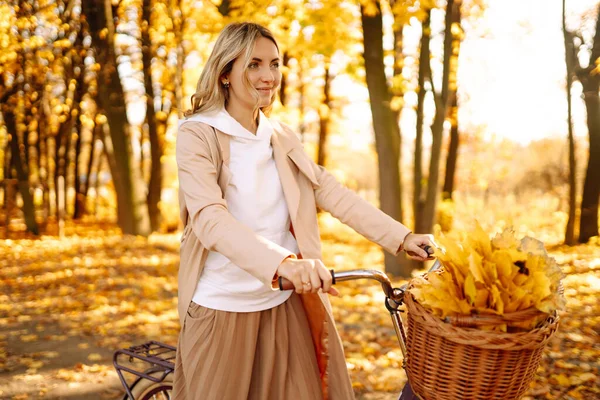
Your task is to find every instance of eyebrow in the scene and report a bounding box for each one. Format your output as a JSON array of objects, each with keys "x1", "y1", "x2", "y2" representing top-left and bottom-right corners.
[{"x1": 251, "y1": 57, "x2": 280, "y2": 62}]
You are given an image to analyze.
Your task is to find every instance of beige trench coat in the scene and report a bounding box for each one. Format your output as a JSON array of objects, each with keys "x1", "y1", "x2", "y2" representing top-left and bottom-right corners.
[{"x1": 176, "y1": 119, "x2": 411, "y2": 399}]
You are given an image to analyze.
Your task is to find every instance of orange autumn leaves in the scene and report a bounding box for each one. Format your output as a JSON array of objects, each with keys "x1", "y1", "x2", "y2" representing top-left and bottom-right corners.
[
  {"x1": 410, "y1": 223, "x2": 566, "y2": 331},
  {"x1": 1, "y1": 217, "x2": 599, "y2": 398}
]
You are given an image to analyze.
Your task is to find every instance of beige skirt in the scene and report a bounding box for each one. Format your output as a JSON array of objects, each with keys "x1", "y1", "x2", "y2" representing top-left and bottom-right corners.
[{"x1": 172, "y1": 292, "x2": 354, "y2": 400}]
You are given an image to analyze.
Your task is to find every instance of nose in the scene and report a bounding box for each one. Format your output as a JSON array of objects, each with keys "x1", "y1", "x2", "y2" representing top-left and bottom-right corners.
[{"x1": 260, "y1": 67, "x2": 274, "y2": 84}]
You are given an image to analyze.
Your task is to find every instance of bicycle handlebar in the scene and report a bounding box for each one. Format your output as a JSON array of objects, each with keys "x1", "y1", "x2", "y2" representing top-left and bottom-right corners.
[{"x1": 277, "y1": 245, "x2": 438, "y2": 302}]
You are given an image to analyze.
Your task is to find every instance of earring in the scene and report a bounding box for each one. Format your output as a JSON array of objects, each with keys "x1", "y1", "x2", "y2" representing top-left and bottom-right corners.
[{"x1": 222, "y1": 80, "x2": 230, "y2": 88}]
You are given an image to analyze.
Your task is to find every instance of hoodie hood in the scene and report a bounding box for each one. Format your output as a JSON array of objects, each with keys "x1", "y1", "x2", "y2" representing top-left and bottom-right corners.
[{"x1": 179, "y1": 108, "x2": 273, "y2": 142}]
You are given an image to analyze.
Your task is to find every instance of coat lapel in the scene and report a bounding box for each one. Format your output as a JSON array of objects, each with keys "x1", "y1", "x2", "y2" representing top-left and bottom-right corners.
[
  {"x1": 216, "y1": 125, "x2": 302, "y2": 219},
  {"x1": 271, "y1": 130, "x2": 300, "y2": 223},
  {"x1": 214, "y1": 129, "x2": 232, "y2": 193}
]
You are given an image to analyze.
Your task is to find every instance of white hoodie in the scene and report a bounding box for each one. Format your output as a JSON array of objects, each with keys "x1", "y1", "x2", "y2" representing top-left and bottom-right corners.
[{"x1": 180, "y1": 109, "x2": 297, "y2": 312}]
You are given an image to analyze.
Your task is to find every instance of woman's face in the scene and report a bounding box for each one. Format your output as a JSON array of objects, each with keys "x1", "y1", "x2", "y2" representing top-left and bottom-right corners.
[{"x1": 224, "y1": 36, "x2": 281, "y2": 111}]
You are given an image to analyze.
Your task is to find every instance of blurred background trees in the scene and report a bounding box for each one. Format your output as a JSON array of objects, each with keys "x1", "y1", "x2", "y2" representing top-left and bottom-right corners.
[
  {"x1": 563, "y1": 2, "x2": 600, "y2": 245},
  {"x1": 1, "y1": 0, "x2": 599, "y2": 276}
]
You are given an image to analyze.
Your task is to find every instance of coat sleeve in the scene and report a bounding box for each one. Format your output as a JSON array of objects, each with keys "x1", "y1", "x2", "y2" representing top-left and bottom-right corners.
[
  {"x1": 277, "y1": 121, "x2": 411, "y2": 255},
  {"x1": 312, "y1": 162, "x2": 412, "y2": 255},
  {"x1": 176, "y1": 122, "x2": 294, "y2": 287}
]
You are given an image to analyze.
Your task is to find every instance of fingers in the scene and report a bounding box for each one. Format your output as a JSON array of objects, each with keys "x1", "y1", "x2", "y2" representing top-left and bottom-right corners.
[
  {"x1": 282, "y1": 259, "x2": 338, "y2": 296},
  {"x1": 315, "y1": 260, "x2": 333, "y2": 294},
  {"x1": 413, "y1": 234, "x2": 433, "y2": 248},
  {"x1": 278, "y1": 258, "x2": 311, "y2": 294},
  {"x1": 404, "y1": 243, "x2": 427, "y2": 259},
  {"x1": 300, "y1": 265, "x2": 317, "y2": 294},
  {"x1": 293, "y1": 271, "x2": 306, "y2": 294},
  {"x1": 296, "y1": 260, "x2": 318, "y2": 294},
  {"x1": 309, "y1": 264, "x2": 321, "y2": 293},
  {"x1": 405, "y1": 234, "x2": 436, "y2": 260},
  {"x1": 295, "y1": 262, "x2": 309, "y2": 294}
]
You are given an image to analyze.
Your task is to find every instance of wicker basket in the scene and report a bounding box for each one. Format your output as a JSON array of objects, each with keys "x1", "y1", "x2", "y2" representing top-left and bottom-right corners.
[{"x1": 403, "y1": 291, "x2": 559, "y2": 400}]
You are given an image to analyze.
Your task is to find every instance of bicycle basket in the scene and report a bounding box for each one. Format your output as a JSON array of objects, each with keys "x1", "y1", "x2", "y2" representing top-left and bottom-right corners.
[{"x1": 403, "y1": 290, "x2": 559, "y2": 400}]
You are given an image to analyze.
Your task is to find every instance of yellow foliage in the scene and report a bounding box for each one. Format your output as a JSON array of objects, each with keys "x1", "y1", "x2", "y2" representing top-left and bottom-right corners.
[
  {"x1": 436, "y1": 199, "x2": 455, "y2": 232},
  {"x1": 412, "y1": 222, "x2": 566, "y2": 331},
  {"x1": 362, "y1": 1, "x2": 380, "y2": 17}
]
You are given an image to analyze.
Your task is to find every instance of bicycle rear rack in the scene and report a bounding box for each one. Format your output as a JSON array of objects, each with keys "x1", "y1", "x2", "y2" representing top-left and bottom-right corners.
[{"x1": 113, "y1": 340, "x2": 176, "y2": 399}]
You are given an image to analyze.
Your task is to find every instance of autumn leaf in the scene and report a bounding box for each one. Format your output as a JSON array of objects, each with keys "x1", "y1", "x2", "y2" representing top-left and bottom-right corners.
[
  {"x1": 87, "y1": 353, "x2": 102, "y2": 362},
  {"x1": 464, "y1": 273, "x2": 476, "y2": 304}
]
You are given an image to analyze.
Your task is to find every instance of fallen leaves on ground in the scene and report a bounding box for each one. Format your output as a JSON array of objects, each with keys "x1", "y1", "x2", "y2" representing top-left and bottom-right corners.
[{"x1": 1, "y1": 217, "x2": 599, "y2": 399}]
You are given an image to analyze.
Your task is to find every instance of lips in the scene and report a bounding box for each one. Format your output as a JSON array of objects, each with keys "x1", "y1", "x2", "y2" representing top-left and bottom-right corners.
[{"x1": 257, "y1": 88, "x2": 272, "y2": 95}]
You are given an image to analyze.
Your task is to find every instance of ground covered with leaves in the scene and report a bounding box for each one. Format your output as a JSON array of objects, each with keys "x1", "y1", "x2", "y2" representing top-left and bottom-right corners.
[{"x1": 0, "y1": 217, "x2": 598, "y2": 399}]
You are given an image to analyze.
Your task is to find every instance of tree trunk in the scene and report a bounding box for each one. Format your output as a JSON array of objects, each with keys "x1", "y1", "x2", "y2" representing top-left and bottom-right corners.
[
  {"x1": 93, "y1": 150, "x2": 105, "y2": 216},
  {"x1": 317, "y1": 66, "x2": 331, "y2": 167},
  {"x1": 147, "y1": 122, "x2": 163, "y2": 232},
  {"x1": 442, "y1": 89, "x2": 459, "y2": 201},
  {"x1": 414, "y1": 10, "x2": 431, "y2": 234},
  {"x1": 89, "y1": 124, "x2": 104, "y2": 215},
  {"x1": 442, "y1": 2, "x2": 462, "y2": 201},
  {"x1": 6, "y1": 110, "x2": 38, "y2": 234},
  {"x1": 44, "y1": 97, "x2": 57, "y2": 220},
  {"x1": 76, "y1": 122, "x2": 99, "y2": 219},
  {"x1": 37, "y1": 100, "x2": 50, "y2": 225},
  {"x1": 72, "y1": 118, "x2": 85, "y2": 219},
  {"x1": 169, "y1": 0, "x2": 185, "y2": 117},
  {"x1": 143, "y1": 0, "x2": 163, "y2": 232},
  {"x1": 54, "y1": 112, "x2": 74, "y2": 221},
  {"x1": 65, "y1": 16, "x2": 86, "y2": 221},
  {"x1": 421, "y1": 0, "x2": 455, "y2": 235},
  {"x1": 577, "y1": 5, "x2": 600, "y2": 243},
  {"x1": 579, "y1": 88, "x2": 600, "y2": 243},
  {"x1": 391, "y1": 16, "x2": 420, "y2": 272},
  {"x1": 392, "y1": 20, "x2": 404, "y2": 89},
  {"x1": 66, "y1": 54, "x2": 87, "y2": 220},
  {"x1": 361, "y1": 1, "x2": 410, "y2": 277},
  {"x1": 72, "y1": 88, "x2": 87, "y2": 220},
  {"x1": 563, "y1": 0, "x2": 577, "y2": 245},
  {"x1": 82, "y1": 0, "x2": 150, "y2": 236},
  {"x1": 391, "y1": 20, "x2": 404, "y2": 129},
  {"x1": 54, "y1": 51, "x2": 76, "y2": 224},
  {"x1": 70, "y1": 111, "x2": 83, "y2": 219}
]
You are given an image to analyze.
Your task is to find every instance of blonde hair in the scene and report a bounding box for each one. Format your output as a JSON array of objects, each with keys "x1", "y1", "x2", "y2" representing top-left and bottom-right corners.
[{"x1": 184, "y1": 23, "x2": 280, "y2": 118}]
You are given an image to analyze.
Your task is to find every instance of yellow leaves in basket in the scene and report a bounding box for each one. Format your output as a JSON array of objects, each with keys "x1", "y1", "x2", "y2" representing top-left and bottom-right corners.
[{"x1": 411, "y1": 223, "x2": 566, "y2": 331}]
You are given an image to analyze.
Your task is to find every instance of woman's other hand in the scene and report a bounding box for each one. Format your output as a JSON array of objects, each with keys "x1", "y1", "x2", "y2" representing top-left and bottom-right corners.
[
  {"x1": 276, "y1": 257, "x2": 339, "y2": 296},
  {"x1": 402, "y1": 233, "x2": 436, "y2": 261}
]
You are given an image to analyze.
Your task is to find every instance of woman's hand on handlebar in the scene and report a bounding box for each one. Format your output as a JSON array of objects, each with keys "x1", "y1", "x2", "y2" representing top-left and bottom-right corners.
[
  {"x1": 402, "y1": 233, "x2": 436, "y2": 261},
  {"x1": 275, "y1": 257, "x2": 339, "y2": 296}
]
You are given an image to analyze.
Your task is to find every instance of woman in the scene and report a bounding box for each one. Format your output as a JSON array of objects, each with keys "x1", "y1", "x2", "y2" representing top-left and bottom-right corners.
[{"x1": 174, "y1": 22, "x2": 434, "y2": 400}]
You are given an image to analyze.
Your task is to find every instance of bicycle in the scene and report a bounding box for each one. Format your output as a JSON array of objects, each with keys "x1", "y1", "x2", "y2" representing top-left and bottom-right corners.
[
  {"x1": 113, "y1": 258, "x2": 440, "y2": 400},
  {"x1": 113, "y1": 341, "x2": 175, "y2": 400}
]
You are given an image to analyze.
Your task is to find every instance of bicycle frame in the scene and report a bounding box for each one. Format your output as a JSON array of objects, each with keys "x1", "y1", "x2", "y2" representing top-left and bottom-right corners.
[{"x1": 332, "y1": 260, "x2": 441, "y2": 367}]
